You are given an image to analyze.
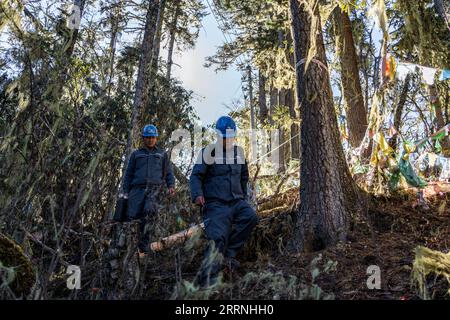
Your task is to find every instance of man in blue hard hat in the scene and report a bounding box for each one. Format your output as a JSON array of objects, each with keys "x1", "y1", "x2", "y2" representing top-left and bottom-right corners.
[
  {"x1": 122, "y1": 124, "x2": 175, "y2": 257},
  {"x1": 189, "y1": 116, "x2": 258, "y2": 287}
]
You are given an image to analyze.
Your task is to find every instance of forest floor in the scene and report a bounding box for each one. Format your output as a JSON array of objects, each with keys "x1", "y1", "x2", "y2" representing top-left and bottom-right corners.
[
  {"x1": 2, "y1": 183, "x2": 449, "y2": 300},
  {"x1": 140, "y1": 182, "x2": 449, "y2": 300},
  {"x1": 223, "y1": 183, "x2": 450, "y2": 300}
]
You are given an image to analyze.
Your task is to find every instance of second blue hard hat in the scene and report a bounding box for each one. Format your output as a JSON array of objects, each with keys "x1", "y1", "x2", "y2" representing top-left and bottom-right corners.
[{"x1": 216, "y1": 116, "x2": 237, "y2": 138}]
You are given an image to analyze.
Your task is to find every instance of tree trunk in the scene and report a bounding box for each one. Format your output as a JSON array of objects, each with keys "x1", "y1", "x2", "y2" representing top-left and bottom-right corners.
[
  {"x1": 289, "y1": 0, "x2": 356, "y2": 252},
  {"x1": 135, "y1": 0, "x2": 167, "y2": 134},
  {"x1": 63, "y1": 0, "x2": 87, "y2": 63},
  {"x1": 258, "y1": 70, "x2": 268, "y2": 124},
  {"x1": 122, "y1": 0, "x2": 159, "y2": 190},
  {"x1": 333, "y1": 7, "x2": 367, "y2": 149},
  {"x1": 278, "y1": 89, "x2": 287, "y2": 173},
  {"x1": 433, "y1": 0, "x2": 450, "y2": 30},
  {"x1": 166, "y1": 1, "x2": 180, "y2": 81},
  {"x1": 286, "y1": 36, "x2": 301, "y2": 160},
  {"x1": 287, "y1": 88, "x2": 300, "y2": 159},
  {"x1": 389, "y1": 74, "x2": 411, "y2": 150},
  {"x1": 43, "y1": 0, "x2": 87, "y2": 103},
  {"x1": 106, "y1": 0, "x2": 124, "y2": 97},
  {"x1": 150, "y1": 0, "x2": 166, "y2": 75},
  {"x1": 269, "y1": 85, "x2": 277, "y2": 125},
  {"x1": 248, "y1": 65, "x2": 255, "y2": 130},
  {"x1": 429, "y1": 84, "x2": 450, "y2": 152}
]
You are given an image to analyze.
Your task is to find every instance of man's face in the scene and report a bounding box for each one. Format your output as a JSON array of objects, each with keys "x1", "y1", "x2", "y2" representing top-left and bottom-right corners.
[
  {"x1": 144, "y1": 136, "x2": 157, "y2": 148},
  {"x1": 223, "y1": 137, "x2": 235, "y2": 149}
]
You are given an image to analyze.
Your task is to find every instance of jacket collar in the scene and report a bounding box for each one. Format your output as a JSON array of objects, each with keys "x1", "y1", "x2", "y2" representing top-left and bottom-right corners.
[{"x1": 140, "y1": 145, "x2": 160, "y2": 153}]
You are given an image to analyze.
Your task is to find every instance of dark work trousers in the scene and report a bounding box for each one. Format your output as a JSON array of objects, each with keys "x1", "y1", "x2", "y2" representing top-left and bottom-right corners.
[
  {"x1": 127, "y1": 185, "x2": 162, "y2": 253},
  {"x1": 198, "y1": 199, "x2": 258, "y2": 284}
]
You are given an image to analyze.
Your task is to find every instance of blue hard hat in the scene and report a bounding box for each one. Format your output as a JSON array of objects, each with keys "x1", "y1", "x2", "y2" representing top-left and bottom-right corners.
[
  {"x1": 216, "y1": 116, "x2": 237, "y2": 138},
  {"x1": 142, "y1": 124, "x2": 158, "y2": 137}
]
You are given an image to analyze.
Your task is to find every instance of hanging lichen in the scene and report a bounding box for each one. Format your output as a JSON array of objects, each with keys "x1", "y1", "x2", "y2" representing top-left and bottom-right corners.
[
  {"x1": 411, "y1": 246, "x2": 450, "y2": 300},
  {"x1": 0, "y1": 233, "x2": 35, "y2": 298}
]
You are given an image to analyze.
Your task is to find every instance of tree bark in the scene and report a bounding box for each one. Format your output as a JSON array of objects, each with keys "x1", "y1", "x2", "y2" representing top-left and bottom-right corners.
[
  {"x1": 248, "y1": 65, "x2": 255, "y2": 130},
  {"x1": 166, "y1": 1, "x2": 181, "y2": 80},
  {"x1": 429, "y1": 84, "x2": 450, "y2": 152},
  {"x1": 333, "y1": 7, "x2": 367, "y2": 149},
  {"x1": 105, "y1": 0, "x2": 124, "y2": 97},
  {"x1": 389, "y1": 74, "x2": 411, "y2": 150},
  {"x1": 287, "y1": 88, "x2": 300, "y2": 159},
  {"x1": 289, "y1": 0, "x2": 356, "y2": 252},
  {"x1": 269, "y1": 85, "x2": 277, "y2": 126},
  {"x1": 278, "y1": 89, "x2": 287, "y2": 173},
  {"x1": 150, "y1": 0, "x2": 166, "y2": 75},
  {"x1": 258, "y1": 70, "x2": 268, "y2": 124},
  {"x1": 135, "y1": 0, "x2": 167, "y2": 135},
  {"x1": 286, "y1": 36, "x2": 301, "y2": 160},
  {"x1": 122, "y1": 0, "x2": 159, "y2": 190}
]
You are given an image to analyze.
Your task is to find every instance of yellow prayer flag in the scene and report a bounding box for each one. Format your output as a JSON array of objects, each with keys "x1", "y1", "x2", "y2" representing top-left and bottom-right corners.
[
  {"x1": 389, "y1": 55, "x2": 397, "y2": 81},
  {"x1": 378, "y1": 132, "x2": 394, "y2": 156}
]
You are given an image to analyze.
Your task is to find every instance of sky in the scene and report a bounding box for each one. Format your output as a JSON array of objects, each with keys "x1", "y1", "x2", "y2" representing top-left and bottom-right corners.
[{"x1": 162, "y1": 4, "x2": 243, "y2": 127}]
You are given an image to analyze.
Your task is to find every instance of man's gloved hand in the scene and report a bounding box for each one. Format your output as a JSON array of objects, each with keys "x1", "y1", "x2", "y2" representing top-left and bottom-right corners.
[
  {"x1": 195, "y1": 196, "x2": 205, "y2": 206},
  {"x1": 121, "y1": 193, "x2": 128, "y2": 199},
  {"x1": 168, "y1": 187, "x2": 175, "y2": 196}
]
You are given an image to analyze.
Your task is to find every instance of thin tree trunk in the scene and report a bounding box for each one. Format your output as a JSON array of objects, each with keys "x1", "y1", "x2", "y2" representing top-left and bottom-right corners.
[
  {"x1": 106, "y1": 0, "x2": 124, "y2": 97},
  {"x1": 269, "y1": 85, "x2": 277, "y2": 126},
  {"x1": 43, "y1": 0, "x2": 86, "y2": 101},
  {"x1": 135, "y1": 0, "x2": 166, "y2": 134},
  {"x1": 150, "y1": 0, "x2": 166, "y2": 75},
  {"x1": 389, "y1": 74, "x2": 411, "y2": 150},
  {"x1": 248, "y1": 65, "x2": 255, "y2": 130},
  {"x1": 444, "y1": 85, "x2": 449, "y2": 124},
  {"x1": 429, "y1": 84, "x2": 450, "y2": 151},
  {"x1": 166, "y1": 1, "x2": 180, "y2": 80},
  {"x1": 123, "y1": 0, "x2": 159, "y2": 190},
  {"x1": 333, "y1": 7, "x2": 367, "y2": 148},
  {"x1": 289, "y1": 0, "x2": 356, "y2": 252},
  {"x1": 258, "y1": 70, "x2": 268, "y2": 124},
  {"x1": 63, "y1": 0, "x2": 87, "y2": 64}
]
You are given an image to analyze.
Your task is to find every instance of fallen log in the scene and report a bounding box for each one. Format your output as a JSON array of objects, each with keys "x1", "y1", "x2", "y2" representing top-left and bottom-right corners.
[
  {"x1": 406, "y1": 181, "x2": 450, "y2": 199},
  {"x1": 150, "y1": 223, "x2": 204, "y2": 252}
]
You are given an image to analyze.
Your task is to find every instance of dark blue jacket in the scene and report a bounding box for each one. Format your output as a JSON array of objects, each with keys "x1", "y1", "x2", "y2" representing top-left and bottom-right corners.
[
  {"x1": 189, "y1": 144, "x2": 249, "y2": 203},
  {"x1": 123, "y1": 146, "x2": 175, "y2": 193}
]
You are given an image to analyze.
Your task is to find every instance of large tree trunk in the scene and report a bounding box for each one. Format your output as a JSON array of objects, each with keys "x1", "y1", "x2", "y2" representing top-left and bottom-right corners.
[
  {"x1": 287, "y1": 87, "x2": 300, "y2": 160},
  {"x1": 289, "y1": 0, "x2": 356, "y2": 252},
  {"x1": 286, "y1": 37, "x2": 301, "y2": 160},
  {"x1": 333, "y1": 7, "x2": 368, "y2": 149},
  {"x1": 278, "y1": 89, "x2": 287, "y2": 173}
]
